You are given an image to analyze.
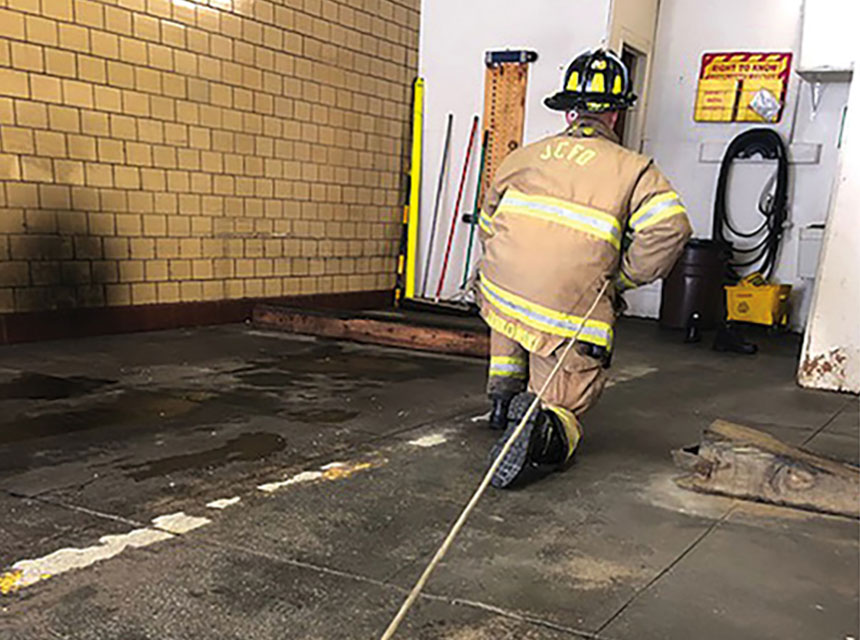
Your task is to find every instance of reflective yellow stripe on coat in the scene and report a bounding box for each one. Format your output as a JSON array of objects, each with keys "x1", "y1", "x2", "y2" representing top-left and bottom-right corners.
[
  {"x1": 496, "y1": 189, "x2": 622, "y2": 249},
  {"x1": 630, "y1": 191, "x2": 686, "y2": 230},
  {"x1": 479, "y1": 274, "x2": 614, "y2": 349},
  {"x1": 489, "y1": 355, "x2": 527, "y2": 379},
  {"x1": 478, "y1": 208, "x2": 494, "y2": 234}
]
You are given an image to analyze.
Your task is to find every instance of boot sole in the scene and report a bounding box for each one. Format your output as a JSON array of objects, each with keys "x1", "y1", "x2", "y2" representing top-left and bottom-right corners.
[{"x1": 489, "y1": 393, "x2": 538, "y2": 489}]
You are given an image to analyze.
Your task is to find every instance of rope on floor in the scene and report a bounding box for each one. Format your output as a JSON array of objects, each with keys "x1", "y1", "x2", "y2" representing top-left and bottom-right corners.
[{"x1": 379, "y1": 279, "x2": 611, "y2": 640}]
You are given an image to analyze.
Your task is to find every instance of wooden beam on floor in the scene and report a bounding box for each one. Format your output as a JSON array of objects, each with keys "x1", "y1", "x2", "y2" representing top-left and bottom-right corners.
[
  {"x1": 673, "y1": 419, "x2": 860, "y2": 518},
  {"x1": 252, "y1": 304, "x2": 489, "y2": 358}
]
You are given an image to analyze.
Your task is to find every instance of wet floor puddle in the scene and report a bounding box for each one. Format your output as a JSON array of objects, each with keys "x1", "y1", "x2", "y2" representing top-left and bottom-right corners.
[
  {"x1": 121, "y1": 432, "x2": 286, "y2": 480},
  {"x1": 281, "y1": 408, "x2": 359, "y2": 424},
  {"x1": 0, "y1": 372, "x2": 114, "y2": 400},
  {"x1": 0, "y1": 391, "x2": 198, "y2": 446}
]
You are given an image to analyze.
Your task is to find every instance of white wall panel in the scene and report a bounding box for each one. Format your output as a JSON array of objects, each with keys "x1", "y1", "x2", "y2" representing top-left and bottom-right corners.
[{"x1": 416, "y1": 0, "x2": 611, "y2": 300}]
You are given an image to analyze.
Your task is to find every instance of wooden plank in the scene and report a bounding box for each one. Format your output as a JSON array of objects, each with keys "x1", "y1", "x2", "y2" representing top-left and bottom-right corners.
[
  {"x1": 253, "y1": 305, "x2": 489, "y2": 358},
  {"x1": 481, "y1": 62, "x2": 529, "y2": 207},
  {"x1": 673, "y1": 419, "x2": 860, "y2": 518}
]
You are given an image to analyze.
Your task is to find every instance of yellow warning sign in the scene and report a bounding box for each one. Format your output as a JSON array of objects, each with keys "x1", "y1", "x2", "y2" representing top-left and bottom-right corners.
[{"x1": 694, "y1": 52, "x2": 792, "y2": 123}]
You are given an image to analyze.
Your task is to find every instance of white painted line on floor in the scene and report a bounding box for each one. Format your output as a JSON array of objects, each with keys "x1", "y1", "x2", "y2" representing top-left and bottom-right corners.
[
  {"x1": 408, "y1": 433, "x2": 448, "y2": 448},
  {"x1": 257, "y1": 459, "x2": 379, "y2": 494},
  {"x1": 206, "y1": 497, "x2": 242, "y2": 510},
  {"x1": 4, "y1": 529, "x2": 173, "y2": 593},
  {"x1": 0, "y1": 511, "x2": 210, "y2": 595},
  {"x1": 151, "y1": 512, "x2": 211, "y2": 534},
  {"x1": 258, "y1": 470, "x2": 324, "y2": 493},
  {"x1": 606, "y1": 364, "x2": 658, "y2": 387}
]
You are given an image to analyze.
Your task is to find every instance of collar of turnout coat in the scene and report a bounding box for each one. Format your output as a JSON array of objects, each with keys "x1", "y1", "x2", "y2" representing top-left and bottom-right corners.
[{"x1": 565, "y1": 116, "x2": 620, "y2": 144}]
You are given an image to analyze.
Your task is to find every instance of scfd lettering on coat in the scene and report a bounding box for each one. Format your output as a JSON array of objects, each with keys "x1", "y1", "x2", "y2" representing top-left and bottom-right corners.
[{"x1": 539, "y1": 141, "x2": 598, "y2": 166}]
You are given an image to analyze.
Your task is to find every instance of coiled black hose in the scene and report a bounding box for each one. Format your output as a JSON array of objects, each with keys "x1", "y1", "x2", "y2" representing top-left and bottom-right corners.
[{"x1": 712, "y1": 128, "x2": 789, "y2": 281}]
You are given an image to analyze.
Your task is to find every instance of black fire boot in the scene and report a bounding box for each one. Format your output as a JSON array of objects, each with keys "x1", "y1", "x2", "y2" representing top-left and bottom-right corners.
[
  {"x1": 713, "y1": 323, "x2": 758, "y2": 355},
  {"x1": 488, "y1": 392, "x2": 514, "y2": 431},
  {"x1": 488, "y1": 392, "x2": 569, "y2": 489}
]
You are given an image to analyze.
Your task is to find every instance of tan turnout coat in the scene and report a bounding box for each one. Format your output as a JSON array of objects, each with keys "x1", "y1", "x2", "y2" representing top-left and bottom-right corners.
[{"x1": 478, "y1": 116, "x2": 693, "y2": 358}]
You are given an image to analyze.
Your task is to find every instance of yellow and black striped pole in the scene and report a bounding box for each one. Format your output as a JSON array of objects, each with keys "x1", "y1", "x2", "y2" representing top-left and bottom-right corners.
[
  {"x1": 394, "y1": 199, "x2": 409, "y2": 306},
  {"x1": 395, "y1": 77, "x2": 424, "y2": 306}
]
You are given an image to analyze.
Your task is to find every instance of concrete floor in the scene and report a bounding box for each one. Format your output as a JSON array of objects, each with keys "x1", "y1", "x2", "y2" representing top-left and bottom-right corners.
[{"x1": 0, "y1": 319, "x2": 857, "y2": 639}]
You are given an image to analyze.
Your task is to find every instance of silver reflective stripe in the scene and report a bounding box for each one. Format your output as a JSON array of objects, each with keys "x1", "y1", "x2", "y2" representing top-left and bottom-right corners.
[
  {"x1": 502, "y1": 196, "x2": 620, "y2": 244},
  {"x1": 490, "y1": 363, "x2": 526, "y2": 373},
  {"x1": 489, "y1": 363, "x2": 526, "y2": 377},
  {"x1": 480, "y1": 279, "x2": 611, "y2": 345},
  {"x1": 631, "y1": 196, "x2": 684, "y2": 230}
]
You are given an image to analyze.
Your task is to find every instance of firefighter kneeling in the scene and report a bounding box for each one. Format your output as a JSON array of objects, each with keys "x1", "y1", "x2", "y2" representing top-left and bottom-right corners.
[{"x1": 479, "y1": 49, "x2": 692, "y2": 488}]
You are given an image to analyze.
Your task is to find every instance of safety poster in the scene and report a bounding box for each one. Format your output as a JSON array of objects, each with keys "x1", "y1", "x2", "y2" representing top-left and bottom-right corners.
[{"x1": 694, "y1": 52, "x2": 792, "y2": 123}]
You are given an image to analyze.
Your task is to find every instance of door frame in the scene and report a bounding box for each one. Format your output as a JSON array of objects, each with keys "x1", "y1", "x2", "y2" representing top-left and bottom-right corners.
[
  {"x1": 617, "y1": 37, "x2": 651, "y2": 151},
  {"x1": 605, "y1": 0, "x2": 661, "y2": 152}
]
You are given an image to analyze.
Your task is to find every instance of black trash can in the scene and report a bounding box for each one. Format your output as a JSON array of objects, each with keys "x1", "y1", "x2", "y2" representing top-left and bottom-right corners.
[{"x1": 659, "y1": 239, "x2": 727, "y2": 330}]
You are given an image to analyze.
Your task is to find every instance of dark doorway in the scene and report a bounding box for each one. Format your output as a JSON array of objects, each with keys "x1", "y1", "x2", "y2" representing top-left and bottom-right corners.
[
  {"x1": 614, "y1": 44, "x2": 647, "y2": 149},
  {"x1": 615, "y1": 45, "x2": 639, "y2": 144}
]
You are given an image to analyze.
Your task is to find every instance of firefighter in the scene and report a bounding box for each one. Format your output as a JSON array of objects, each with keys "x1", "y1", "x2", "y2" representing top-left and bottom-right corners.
[{"x1": 478, "y1": 49, "x2": 692, "y2": 488}]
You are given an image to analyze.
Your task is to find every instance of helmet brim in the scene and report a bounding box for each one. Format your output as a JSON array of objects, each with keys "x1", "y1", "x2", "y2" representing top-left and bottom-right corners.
[{"x1": 544, "y1": 91, "x2": 637, "y2": 113}]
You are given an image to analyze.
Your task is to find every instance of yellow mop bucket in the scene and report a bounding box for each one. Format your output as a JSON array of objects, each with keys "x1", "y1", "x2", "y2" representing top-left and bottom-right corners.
[{"x1": 725, "y1": 273, "x2": 791, "y2": 327}]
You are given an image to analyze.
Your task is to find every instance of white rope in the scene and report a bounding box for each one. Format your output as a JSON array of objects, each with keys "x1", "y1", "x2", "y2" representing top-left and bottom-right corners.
[{"x1": 379, "y1": 279, "x2": 611, "y2": 640}]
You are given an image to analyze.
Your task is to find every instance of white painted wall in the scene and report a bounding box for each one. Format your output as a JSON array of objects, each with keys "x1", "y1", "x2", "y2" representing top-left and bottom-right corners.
[
  {"x1": 798, "y1": 42, "x2": 860, "y2": 393},
  {"x1": 636, "y1": 0, "x2": 851, "y2": 329},
  {"x1": 416, "y1": 0, "x2": 611, "y2": 300},
  {"x1": 799, "y1": 0, "x2": 858, "y2": 72}
]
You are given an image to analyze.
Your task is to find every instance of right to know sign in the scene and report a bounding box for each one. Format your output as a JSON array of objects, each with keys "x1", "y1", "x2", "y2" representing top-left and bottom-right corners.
[{"x1": 694, "y1": 52, "x2": 793, "y2": 123}]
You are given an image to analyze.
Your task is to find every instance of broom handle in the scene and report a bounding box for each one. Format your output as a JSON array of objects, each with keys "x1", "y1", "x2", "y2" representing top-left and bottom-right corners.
[
  {"x1": 434, "y1": 115, "x2": 479, "y2": 301},
  {"x1": 460, "y1": 129, "x2": 489, "y2": 289},
  {"x1": 420, "y1": 114, "x2": 454, "y2": 298}
]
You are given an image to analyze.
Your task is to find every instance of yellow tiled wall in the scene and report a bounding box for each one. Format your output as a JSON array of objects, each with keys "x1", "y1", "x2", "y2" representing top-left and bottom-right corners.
[{"x1": 0, "y1": 0, "x2": 418, "y2": 312}]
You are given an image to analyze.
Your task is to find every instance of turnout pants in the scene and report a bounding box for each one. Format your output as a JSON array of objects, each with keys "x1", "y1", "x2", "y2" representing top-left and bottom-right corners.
[{"x1": 487, "y1": 330, "x2": 607, "y2": 459}]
